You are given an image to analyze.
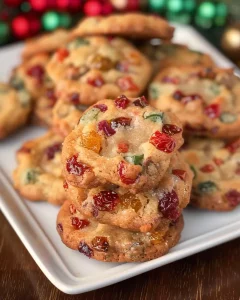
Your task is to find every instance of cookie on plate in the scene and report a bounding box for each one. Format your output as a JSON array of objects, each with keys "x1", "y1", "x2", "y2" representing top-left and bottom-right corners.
[
  {"x1": 57, "y1": 200, "x2": 184, "y2": 262},
  {"x1": 0, "y1": 82, "x2": 31, "y2": 139},
  {"x1": 62, "y1": 96, "x2": 184, "y2": 193},
  {"x1": 71, "y1": 13, "x2": 174, "y2": 40},
  {"x1": 66, "y1": 153, "x2": 192, "y2": 232},
  {"x1": 149, "y1": 66, "x2": 240, "y2": 139},
  {"x1": 13, "y1": 131, "x2": 66, "y2": 205},
  {"x1": 22, "y1": 29, "x2": 70, "y2": 59},
  {"x1": 46, "y1": 36, "x2": 152, "y2": 106},
  {"x1": 181, "y1": 137, "x2": 240, "y2": 211}
]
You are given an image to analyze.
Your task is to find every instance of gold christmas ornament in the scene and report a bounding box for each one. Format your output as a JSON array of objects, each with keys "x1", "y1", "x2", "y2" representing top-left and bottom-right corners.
[{"x1": 221, "y1": 23, "x2": 240, "y2": 61}]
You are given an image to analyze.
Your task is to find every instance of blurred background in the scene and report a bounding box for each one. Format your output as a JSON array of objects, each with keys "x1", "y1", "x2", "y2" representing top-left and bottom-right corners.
[{"x1": 0, "y1": 0, "x2": 240, "y2": 66}]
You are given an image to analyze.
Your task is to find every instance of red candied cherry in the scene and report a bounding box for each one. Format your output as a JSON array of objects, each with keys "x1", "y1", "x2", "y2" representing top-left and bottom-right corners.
[
  {"x1": 93, "y1": 191, "x2": 120, "y2": 211},
  {"x1": 204, "y1": 103, "x2": 221, "y2": 119},
  {"x1": 87, "y1": 76, "x2": 105, "y2": 87},
  {"x1": 117, "y1": 142, "x2": 129, "y2": 153},
  {"x1": 71, "y1": 217, "x2": 90, "y2": 229},
  {"x1": 172, "y1": 169, "x2": 186, "y2": 180},
  {"x1": 45, "y1": 143, "x2": 62, "y2": 160},
  {"x1": 118, "y1": 161, "x2": 137, "y2": 185},
  {"x1": 46, "y1": 88, "x2": 57, "y2": 107},
  {"x1": 115, "y1": 95, "x2": 130, "y2": 109},
  {"x1": 224, "y1": 189, "x2": 240, "y2": 207},
  {"x1": 225, "y1": 139, "x2": 240, "y2": 153},
  {"x1": 27, "y1": 65, "x2": 45, "y2": 83},
  {"x1": 213, "y1": 157, "x2": 224, "y2": 166},
  {"x1": 57, "y1": 48, "x2": 69, "y2": 62},
  {"x1": 110, "y1": 117, "x2": 132, "y2": 129},
  {"x1": 117, "y1": 76, "x2": 138, "y2": 91},
  {"x1": 162, "y1": 124, "x2": 182, "y2": 136},
  {"x1": 57, "y1": 223, "x2": 63, "y2": 233},
  {"x1": 162, "y1": 76, "x2": 180, "y2": 84},
  {"x1": 200, "y1": 164, "x2": 215, "y2": 173},
  {"x1": 150, "y1": 131, "x2": 176, "y2": 153},
  {"x1": 66, "y1": 154, "x2": 91, "y2": 176},
  {"x1": 78, "y1": 241, "x2": 93, "y2": 258},
  {"x1": 94, "y1": 104, "x2": 108, "y2": 112},
  {"x1": 69, "y1": 204, "x2": 76, "y2": 214},
  {"x1": 63, "y1": 180, "x2": 68, "y2": 190},
  {"x1": 158, "y1": 190, "x2": 180, "y2": 221},
  {"x1": 133, "y1": 96, "x2": 148, "y2": 108},
  {"x1": 69, "y1": 92, "x2": 80, "y2": 105},
  {"x1": 172, "y1": 90, "x2": 184, "y2": 100},
  {"x1": 181, "y1": 94, "x2": 202, "y2": 105},
  {"x1": 98, "y1": 120, "x2": 116, "y2": 137},
  {"x1": 91, "y1": 236, "x2": 109, "y2": 252}
]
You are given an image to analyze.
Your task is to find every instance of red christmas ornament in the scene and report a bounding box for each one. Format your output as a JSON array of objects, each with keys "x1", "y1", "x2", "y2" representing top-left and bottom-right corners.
[
  {"x1": 30, "y1": 0, "x2": 48, "y2": 11},
  {"x1": 84, "y1": 0, "x2": 102, "y2": 16},
  {"x1": 126, "y1": 0, "x2": 139, "y2": 10},
  {"x1": 12, "y1": 16, "x2": 30, "y2": 38},
  {"x1": 68, "y1": 0, "x2": 82, "y2": 11},
  {"x1": 4, "y1": 0, "x2": 22, "y2": 7},
  {"x1": 56, "y1": 0, "x2": 69, "y2": 10},
  {"x1": 102, "y1": 2, "x2": 113, "y2": 15}
]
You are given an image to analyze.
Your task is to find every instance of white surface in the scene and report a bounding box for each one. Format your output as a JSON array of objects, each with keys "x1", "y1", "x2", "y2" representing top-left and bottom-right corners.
[{"x1": 0, "y1": 25, "x2": 239, "y2": 295}]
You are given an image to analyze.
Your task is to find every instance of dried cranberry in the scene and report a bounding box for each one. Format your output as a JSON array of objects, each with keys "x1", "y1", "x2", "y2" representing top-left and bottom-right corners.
[
  {"x1": 57, "y1": 223, "x2": 63, "y2": 233},
  {"x1": 158, "y1": 190, "x2": 180, "y2": 221},
  {"x1": 93, "y1": 191, "x2": 119, "y2": 211},
  {"x1": 57, "y1": 48, "x2": 69, "y2": 62},
  {"x1": 78, "y1": 241, "x2": 93, "y2": 258},
  {"x1": 69, "y1": 204, "x2": 76, "y2": 214},
  {"x1": 69, "y1": 93, "x2": 80, "y2": 105},
  {"x1": 172, "y1": 90, "x2": 184, "y2": 100},
  {"x1": 200, "y1": 164, "x2": 215, "y2": 173},
  {"x1": 118, "y1": 161, "x2": 137, "y2": 185},
  {"x1": 87, "y1": 76, "x2": 105, "y2": 87},
  {"x1": 172, "y1": 169, "x2": 186, "y2": 180},
  {"x1": 110, "y1": 117, "x2": 132, "y2": 129},
  {"x1": 115, "y1": 95, "x2": 130, "y2": 109},
  {"x1": 92, "y1": 236, "x2": 109, "y2": 252},
  {"x1": 224, "y1": 189, "x2": 240, "y2": 207},
  {"x1": 162, "y1": 124, "x2": 182, "y2": 136},
  {"x1": 162, "y1": 76, "x2": 180, "y2": 84},
  {"x1": 71, "y1": 217, "x2": 90, "y2": 229},
  {"x1": 117, "y1": 76, "x2": 138, "y2": 91},
  {"x1": 98, "y1": 120, "x2": 116, "y2": 137},
  {"x1": 225, "y1": 139, "x2": 240, "y2": 153},
  {"x1": 150, "y1": 131, "x2": 176, "y2": 153},
  {"x1": 66, "y1": 155, "x2": 91, "y2": 176},
  {"x1": 45, "y1": 143, "x2": 62, "y2": 160},
  {"x1": 133, "y1": 96, "x2": 148, "y2": 108},
  {"x1": 27, "y1": 65, "x2": 45, "y2": 83},
  {"x1": 204, "y1": 104, "x2": 220, "y2": 119},
  {"x1": 197, "y1": 67, "x2": 216, "y2": 79},
  {"x1": 117, "y1": 142, "x2": 129, "y2": 153},
  {"x1": 63, "y1": 180, "x2": 68, "y2": 189},
  {"x1": 45, "y1": 88, "x2": 57, "y2": 107},
  {"x1": 213, "y1": 157, "x2": 224, "y2": 166},
  {"x1": 172, "y1": 90, "x2": 202, "y2": 104},
  {"x1": 94, "y1": 104, "x2": 108, "y2": 112}
]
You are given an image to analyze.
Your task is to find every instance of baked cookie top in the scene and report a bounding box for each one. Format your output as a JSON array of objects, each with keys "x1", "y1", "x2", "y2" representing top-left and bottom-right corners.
[
  {"x1": 71, "y1": 13, "x2": 174, "y2": 40},
  {"x1": 22, "y1": 29, "x2": 70, "y2": 59},
  {"x1": 13, "y1": 131, "x2": 66, "y2": 205},
  {"x1": 149, "y1": 66, "x2": 240, "y2": 139},
  {"x1": 67, "y1": 153, "x2": 192, "y2": 232},
  {"x1": 57, "y1": 200, "x2": 183, "y2": 262},
  {"x1": 46, "y1": 36, "x2": 152, "y2": 105},
  {"x1": 62, "y1": 96, "x2": 184, "y2": 193},
  {"x1": 0, "y1": 82, "x2": 31, "y2": 139},
  {"x1": 181, "y1": 137, "x2": 240, "y2": 211}
]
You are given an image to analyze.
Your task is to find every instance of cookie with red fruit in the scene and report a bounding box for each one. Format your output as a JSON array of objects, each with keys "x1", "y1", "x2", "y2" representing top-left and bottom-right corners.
[
  {"x1": 46, "y1": 36, "x2": 152, "y2": 106},
  {"x1": 13, "y1": 131, "x2": 66, "y2": 205},
  {"x1": 149, "y1": 66, "x2": 240, "y2": 139},
  {"x1": 62, "y1": 96, "x2": 184, "y2": 193},
  {"x1": 181, "y1": 137, "x2": 240, "y2": 211},
  {"x1": 57, "y1": 200, "x2": 184, "y2": 262}
]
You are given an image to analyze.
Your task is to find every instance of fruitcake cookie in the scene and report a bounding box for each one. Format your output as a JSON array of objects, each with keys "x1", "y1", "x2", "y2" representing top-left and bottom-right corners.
[
  {"x1": 13, "y1": 131, "x2": 66, "y2": 205},
  {"x1": 149, "y1": 66, "x2": 240, "y2": 138},
  {"x1": 71, "y1": 13, "x2": 174, "y2": 40},
  {"x1": 62, "y1": 96, "x2": 184, "y2": 193},
  {"x1": 0, "y1": 82, "x2": 31, "y2": 139},
  {"x1": 46, "y1": 36, "x2": 152, "y2": 105},
  {"x1": 181, "y1": 137, "x2": 240, "y2": 211},
  {"x1": 66, "y1": 153, "x2": 192, "y2": 232},
  {"x1": 57, "y1": 200, "x2": 184, "y2": 262},
  {"x1": 22, "y1": 29, "x2": 70, "y2": 59}
]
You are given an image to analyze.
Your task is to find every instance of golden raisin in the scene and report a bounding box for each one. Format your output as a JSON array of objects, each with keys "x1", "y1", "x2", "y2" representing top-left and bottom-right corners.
[
  {"x1": 80, "y1": 131, "x2": 102, "y2": 153},
  {"x1": 90, "y1": 54, "x2": 115, "y2": 71},
  {"x1": 120, "y1": 192, "x2": 142, "y2": 212},
  {"x1": 127, "y1": 51, "x2": 141, "y2": 65},
  {"x1": 149, "y1": 231, "x2": 165, "y2": 245}
]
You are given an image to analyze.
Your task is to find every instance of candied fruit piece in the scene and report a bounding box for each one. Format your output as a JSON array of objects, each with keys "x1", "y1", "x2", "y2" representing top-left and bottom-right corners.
[
  {"x1": 149, "y1": 231, "x2": 165, "y2": 245},
  {"x1": 120, "y1": 192, "x2": 142, "y2": 212},
  {"x1": 133, "y1": 96, "x2": 148, "y2": 108},
  {"x1": 162, "y1": 76, "x2": 180, "y2": 84},
  {"x1": 110, "y1": 117, "x2": 132, "y2": 129},
  {"x1": 69, "y1": 204, "x2": 76, "y2": 214},
  {"x1": 150, "y1": 131, "x2": 176, "y2": 153},
  {"x1": 172, "y1": 169, "x2": 186, "y2": 180},
  {"x1": 162, "y1": 124, "x2": 182, "y2": 136},
  {"x1": 93, "y1": 191, "x2": 119, "y2": 211},
  {"x1": 143, "y1": 112, "x2": 164, "y2": 123},
  {"x1": 57, "y1": 48, "x2": 69, "y2": 62},
  {"x1": 118, "y1": 161, "x2": 137, "y2": 185},
  {"x1": 57, "y1": 223, "x2": 63, "y2": 233},
  {"x1": 71, "y1": 217, "x2": 90, "y2": 229},
  {"x1": 158, "y1": 190, "x2": 180, "y2": 221},
  {"x1": 45, "y1": 143, "x2": 62, "y2": 160},
  {"x1": 90, "y1": 54, "x2": 115, "y2": 71},
  {"x1": 93, "y1": 104, "x2": 108, "y2": 112},
  {"x1": 87, "y1": 76, "x2": 105, "y2": 87},
  {"x1": 117, "y1": 142, "x2": 129, "y2": 153},
  {"x1": 198, "y1": 181, "x2": 217, "y2": 194},
  {"x1": 115, "y1": 95, "x2": 129, "y2": 109},
  {"x1": 78, "y1": 241, "x2": 93, "y2": 258},
  {"x1": 69, "y1": 93, "x2": 80, "y2": 105},
  {"x1": 26, "y1": 65, "x2": 45, "y2": 83},
  {"x1": 98, "y1": 120, "x2": 116, "y2": 137},
  {"x1": 220, "y1": 112, "x2": 237, "y2": 123},
  {"x1": 45, "y1": 88, "x2": 57, "y2": 107},
  {"x1": 124, "y1": 154, "x2": 144, "y2": 165},
  {"x1": 213, "y1": 157, "x2": 224, "y2": 166},
  {"x1": 225, "y1": 139, "x2": 240, "y2": 153},
  {"x1": 80, "y1": 131, "x2": 102, "y2": 153},
  {"x1": 116, "y1": 61, "x2": 129, "y2": 73},
  {"x1": 173, "y1": 90, "x2": 202, "y2": 104},
  {"x1": 117, "y1": 76, "x2": 138, "y2": 91},
  {"x1": 204, "y1": 103, "x2": 220, "y2": 119},
  {"x1": 224, "y1": 189, "x2": 240, "y2": 207},
  {"x1": 63, "y1": 180, "x2": 68, "y2": 190},
  {"x1": 66, "y1": 155, "x2": 91, "y2": 176},
  {"x1": 200, "y1": 164, "x2": 215, "y2": 173},
  {"x1": 91, "y1": 236, "x2": 109, "y2": 252}
]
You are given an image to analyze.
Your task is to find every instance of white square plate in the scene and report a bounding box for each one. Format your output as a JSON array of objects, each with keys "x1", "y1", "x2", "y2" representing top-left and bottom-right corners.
[{"x1": 0, "y1": 24, "x2": 240, "y2": 295}]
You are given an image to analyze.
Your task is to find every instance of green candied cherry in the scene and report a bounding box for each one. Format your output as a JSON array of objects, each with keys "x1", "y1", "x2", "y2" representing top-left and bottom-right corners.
[
  {"x1": 149, "y1": 83, "x2": 160, "y2": 100},
  {"x1": 124, "y1": 154, "x2": 144, "y2": 166},
  {"x1": 67, "y1": 37, "x2": 90, "y2": 50},
  {"x1": 190, "y1": 165, "x2": 197, "y2": 179},
  {"x1": 143, "y1": 111, "x2": 164, "y2": 123},
  {"x1": 79, "y1": 107, "x2": 102, "y2": 125},
  {"x1": 197, "y1": 181, "x2": 218, "y2": 194},
  {"x1": 10, "y1": 76, "x2": 25, "y2": 90},
  {"x1": 219, "y1": 112, "x2": 237, "y2": 124},
  {"x1": 23, "y1": 169, "x2": 40, "y2": 184}
]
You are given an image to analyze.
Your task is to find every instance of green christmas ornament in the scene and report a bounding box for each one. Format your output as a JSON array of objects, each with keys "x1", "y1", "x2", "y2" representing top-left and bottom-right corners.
[
  {"x1": 149, "y1": 0, "x2": 166, "y2": 12},
  {"x1": 0, "y1": 22, "x2": 10, "y2": 45},
  {"x1": 42, "y1": 11, "x2": 61, "y2": 31},
  {"x1": 215, "y1": 3, "x2": 228, "y2": 26},
  {"x1": 167, "y1": 0, "x2": 183, "y2": 13},
  {"x1": 195, "y1": 1, "x2": 216, "y2": 28},
  {"x1": 59, "y1": 13, "x2": 72, "y2": 28}
]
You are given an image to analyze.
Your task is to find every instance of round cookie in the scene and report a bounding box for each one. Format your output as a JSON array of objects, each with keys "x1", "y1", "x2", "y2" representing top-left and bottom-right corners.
[
  {"x1": 22, "y1": 29, "x2": 70, "y2": 59},
  {"x1": 149, "y1": 66, "x2": 240, "y2": 139},
  {"x1": 66, "y1": 153, "x2": 192, "y2": 232},
  {"x1": 71, "y1": 13, "x2": 174, "y2": 40},
  {"x1": 46, "y1": 36, "x2": 152, "y2": 106},
  {"x1": 62, "y1": 96, "x2": 184, "y2": 193},
  {"x1": 0, "y1": 82, "x2": 31, "y2": 139},
  {"x1": 13, "y1": 131, "x2": 66, "y2": 205},
  {"x1": 181, "y1": 137, "x2": 240, "y2": 211},
  {"x1": 57, "y1": 200, "x2": 184, "y2": 262}
]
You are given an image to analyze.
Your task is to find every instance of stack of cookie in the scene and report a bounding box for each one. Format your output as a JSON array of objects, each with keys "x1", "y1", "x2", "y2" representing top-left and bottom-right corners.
[{"x1": 57, "y1": 96, "x2": 193, "y2": 262}]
